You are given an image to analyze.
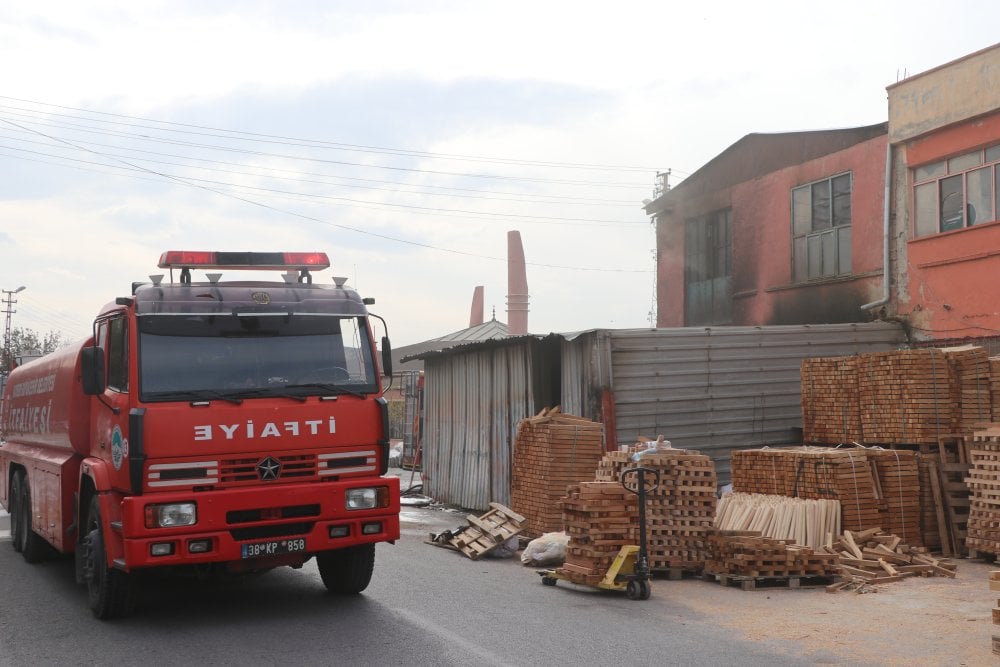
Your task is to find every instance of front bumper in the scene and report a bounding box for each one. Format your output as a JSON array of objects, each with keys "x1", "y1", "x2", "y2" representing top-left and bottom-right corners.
[{"x1": 118, "y1": 477, "x2": 400, "y2": 569}]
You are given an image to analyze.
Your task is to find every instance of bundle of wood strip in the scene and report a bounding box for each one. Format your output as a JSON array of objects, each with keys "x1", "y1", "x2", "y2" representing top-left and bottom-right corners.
[
  {"x1": 705, "y1": 531, "x2": 839, "y2": 578},
  {"x1": 595, "y1": 441, "x2": 717, "y2": 571},
  {"x1": 965, "y1": 427, "x2": 1000, "y2": 557},
  {"x1": 714, "y1": 492, "x2": 840, "y2": 550},
  {"x1": 510, "y1": 408, "x2": 606, "y2": 538},
  {"x1": 801, "y1": 355, "x2": 863, "y2": 444},
  {"x1": 941, "y1": 345, "x2": 992, "y2": 431},
  {"x1": 555, "y1": 482, "x2": 638, "y2": 585},
  {"x1": 858, "y1": 349, "x2": 956, "y2": 444},
  {"x1": 730, "y1": 446, "x2": 921, "y2": 544}
]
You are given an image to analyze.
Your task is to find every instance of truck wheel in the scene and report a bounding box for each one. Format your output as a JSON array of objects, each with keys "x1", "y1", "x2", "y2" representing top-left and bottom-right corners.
[
  {"x1": 316, "y1": 543, "x2": 375, "y2": 594},
  {"x1": 9, "y1": 472, "x2": 25, "y2": 553},
  {"x1": 11, "y1": 471, "x2": 48, "y2": 563},
  {"x1": 84, "y1": 496, "x2": 137, "y2": 619}
]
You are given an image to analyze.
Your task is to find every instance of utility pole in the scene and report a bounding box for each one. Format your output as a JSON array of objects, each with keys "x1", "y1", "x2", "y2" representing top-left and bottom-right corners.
[{"x1": 2, "y1": 285, "x2": 26, "y2": 377}]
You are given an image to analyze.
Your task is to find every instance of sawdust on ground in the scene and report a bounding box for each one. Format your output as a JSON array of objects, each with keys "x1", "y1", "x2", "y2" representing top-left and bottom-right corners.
[{"x1": 668, "y1": 558, "x2": 997, "y2": 666}]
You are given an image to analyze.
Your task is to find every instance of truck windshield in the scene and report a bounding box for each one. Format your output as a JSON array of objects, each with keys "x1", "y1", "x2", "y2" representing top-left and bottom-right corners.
[{"x1": 137, "y1": 314, "x2": 378, "y2": 401}]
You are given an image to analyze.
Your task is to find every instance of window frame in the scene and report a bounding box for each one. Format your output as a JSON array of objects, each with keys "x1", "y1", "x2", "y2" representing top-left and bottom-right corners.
[
  {"x1": 912, "y1": 144, "x2": 1000, "y2": 237},
  {"x1": 791, "y1": 172, "x2": 853, "y2": 282}
]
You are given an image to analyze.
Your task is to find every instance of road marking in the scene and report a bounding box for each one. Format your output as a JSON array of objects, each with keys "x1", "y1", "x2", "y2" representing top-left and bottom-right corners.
[{"x1": 387, "y1": 606, "x2": 509, "y2": 667}]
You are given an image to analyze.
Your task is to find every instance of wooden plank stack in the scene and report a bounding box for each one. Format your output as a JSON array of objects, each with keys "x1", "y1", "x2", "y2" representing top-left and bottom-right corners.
[
  {"x1": 730, "y1": 446, "x2": 921, "y2": 544},
  {"x1": 941, "y1": 345, "x2": 992, "y2": 431},
  {"x1": 595, "y1": 441, "x2": 717, "y2": 572},
  {"x1": 705, "y1": 530, "x2": 839, "y2": 579},
  {"x1": 801, "y1": 355, "x2": 863, "y2": 444},
  {"x1": 991, "y1": 357, "x2": 1000, "y2": 421},
  {"x1": 510, "y1": 408, "x2": 606, "y2": 538},
  {"x1": 991, "y1": 571, "x2": 1000, "y2": 656},
  {"x1": 555, "y1": 482, "x2": 638, "y2": 585},
  {"x1": 858, "y1": 349, "x2": 956, "y2": 444},
  {"x1": 964, "y1": 427, "x2": 1000, "y2": 558}
]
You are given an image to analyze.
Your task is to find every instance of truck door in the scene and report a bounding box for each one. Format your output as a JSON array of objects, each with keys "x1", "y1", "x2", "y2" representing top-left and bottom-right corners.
[{"x1": 94, "y1": 314, "x2": 132, "y2": 491}]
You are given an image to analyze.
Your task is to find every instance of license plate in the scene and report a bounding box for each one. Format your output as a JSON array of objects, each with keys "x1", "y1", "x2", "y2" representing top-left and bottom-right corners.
[{"x1": 241, "y1": 537, "x2": 307, "y2": 559}]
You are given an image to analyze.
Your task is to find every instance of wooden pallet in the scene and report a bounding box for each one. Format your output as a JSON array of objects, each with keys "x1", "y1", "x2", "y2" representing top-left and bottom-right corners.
[
  {"x1": 703, "y1": 572, "x2": 838, "y2": 591},
  {"x1": 432, "y1": 503, "x2": 526, "y2": 560}
]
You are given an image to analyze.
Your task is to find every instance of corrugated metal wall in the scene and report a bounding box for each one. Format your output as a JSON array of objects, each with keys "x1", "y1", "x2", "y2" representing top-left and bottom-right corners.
[
  {"x1": 608, "y1": 322, "x2": 906, "y2": 482},
  {"x1": 559, "y1": 330, "x2": 612, "y2": 420},
  {"x1": 421, "y1": 343, "x2": 537, "y2": 509}
]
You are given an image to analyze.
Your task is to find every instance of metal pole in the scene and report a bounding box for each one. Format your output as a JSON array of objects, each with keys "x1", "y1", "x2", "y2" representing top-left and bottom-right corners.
[{"x1": 2, "y1": 286, "x2": 26, "y2": 376}]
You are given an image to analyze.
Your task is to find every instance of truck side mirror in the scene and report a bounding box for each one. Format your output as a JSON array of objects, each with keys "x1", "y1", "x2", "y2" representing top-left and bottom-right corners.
[
  {"x1": 381, "y1": 336, "x2": 393, "y2": 377},
  {"x1": 81, "y1": 346, "x2": 107, "y2": 395}
]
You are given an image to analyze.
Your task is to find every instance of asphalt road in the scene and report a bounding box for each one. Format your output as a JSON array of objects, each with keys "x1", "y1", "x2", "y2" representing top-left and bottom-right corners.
[{"x1": 0, "y1": 502, "x2": 831, "y2": 667}]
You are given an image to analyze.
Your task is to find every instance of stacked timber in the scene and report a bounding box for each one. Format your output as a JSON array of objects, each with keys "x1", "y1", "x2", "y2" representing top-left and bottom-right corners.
[
  {"x1": 555, "y1": 482, "x2": 638, "y2": 585},
  {"x1": 991, "y1": 357, "x2": 1000, "y2": 422},
  {"x1": 510, "y1": 408, "x2": 606, "y2": 538},
  {"x1": 965, "y1": 427, "x2": 1000, "y2": 557},
  {"x1": 595, "y1": 440, "x2": 717, "y2": 572},
  {"x1": 730, "y1": 446, "x2": 921, "y2": 543},
  {"x1": 801, "y1": 355, "x2": 863, "y2": 444},
  {"x1": 714, "y1": 492, "x2": 840, "y2": 550},
  {"x1": 858, "y1": 349, "x2": 955, "y2": 444},
  {"x1": 941, "y1": 345, "x2": 992, "y2": 431},
  {"x1": 868, "y1": 448, "x2": 922, "y2": 545},
  {"x1": 705, "y1": 531, "x2": 839, "y2": 578}
]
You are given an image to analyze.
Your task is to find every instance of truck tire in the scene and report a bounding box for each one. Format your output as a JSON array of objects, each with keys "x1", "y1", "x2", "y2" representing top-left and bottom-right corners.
[
  {"x1": 316, "y1": 543, "x2": 375, "y2": 594},
  {"x1": 11, "y1": 471, "x2": 49, "y2": 563},
  {"x1": 84, "y1": 495, "x2": 137, "y2": 619}
]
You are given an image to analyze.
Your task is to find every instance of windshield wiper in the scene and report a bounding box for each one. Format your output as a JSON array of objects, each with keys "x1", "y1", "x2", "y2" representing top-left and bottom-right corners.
[
  {"x1": 286, "y1": 383, "x2": 369, "y2": 399},
  {"x1": 145, "y1": 390, "x2": 244, "y2": 405},
  {"x1": 227, "y1": 388, "x2": 308, "y2": 403}
]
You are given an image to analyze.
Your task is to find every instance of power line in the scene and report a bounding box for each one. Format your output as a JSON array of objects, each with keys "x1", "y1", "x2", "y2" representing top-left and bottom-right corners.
[{"x1": 0, "y1": 96, "x2": 665, "y2": 173}]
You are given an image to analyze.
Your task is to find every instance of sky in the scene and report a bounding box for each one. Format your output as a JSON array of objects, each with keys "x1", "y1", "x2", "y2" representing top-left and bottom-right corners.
[{"x1": 1, "y1": 2, "x2": 999, "y2": 348}]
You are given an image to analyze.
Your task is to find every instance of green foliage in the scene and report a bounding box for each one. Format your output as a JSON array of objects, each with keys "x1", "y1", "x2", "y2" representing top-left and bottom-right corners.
[{"x1": 4, "y1": 327, "x2": 66, "y2": 366}]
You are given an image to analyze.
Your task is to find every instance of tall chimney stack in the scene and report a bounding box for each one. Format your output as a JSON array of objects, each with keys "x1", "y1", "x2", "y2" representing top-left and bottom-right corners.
[
  {"x1": 506, "y1": 230, "x2": 529, "y2": 335},
  {"x1": 469, "y1": 286, "x2": 484, "y2": 326}
]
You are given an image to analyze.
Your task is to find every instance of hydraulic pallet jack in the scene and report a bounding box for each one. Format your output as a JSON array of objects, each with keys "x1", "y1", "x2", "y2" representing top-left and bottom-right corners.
[{"x1": 539, "y1": 466, "x2": 660, "y2": 600}]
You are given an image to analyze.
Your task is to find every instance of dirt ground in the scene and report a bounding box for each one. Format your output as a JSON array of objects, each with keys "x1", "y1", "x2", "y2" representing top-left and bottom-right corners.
[{"x1": 668, "y1": 556, "x2": 998, "y2": 666}]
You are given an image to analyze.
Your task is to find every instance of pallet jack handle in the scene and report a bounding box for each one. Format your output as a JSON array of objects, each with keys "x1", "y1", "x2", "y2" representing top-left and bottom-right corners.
[{"x1": 620, "y1": 466, "x2": 660, "y2": 579}]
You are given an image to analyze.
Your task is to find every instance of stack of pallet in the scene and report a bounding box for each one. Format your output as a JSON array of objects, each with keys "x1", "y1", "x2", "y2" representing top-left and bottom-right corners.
[
  {"x1": 858, "y1": 349, "x2": 956, "y2": 444},
  {"x1": 965, "y1": 427, "x2": 1000, "y2": 558},
  {"x1": 991, "y1": 571, "x2": 1000, "y2": 656},
  {"x1": 595, "y1": 442, "x2": 717, "y2": 572},
  {"x1": 730, "y1": 446, "x2": 921, "y2": 543},
  {"x1": 801, "y1": 355, "x2": 863, "y2": 444},
  {"x1": 705, "y1": 531, "x2": 839, "y2": 580},
  {"x1": 942, "y1": 345, "x2": 992, "y2": 431},
  {"x1": 510, "y1": 408, "x2": 606, "y2": 537},
  {"x1": 555, "y1": 482, "x2": 638, "y2": 585}
]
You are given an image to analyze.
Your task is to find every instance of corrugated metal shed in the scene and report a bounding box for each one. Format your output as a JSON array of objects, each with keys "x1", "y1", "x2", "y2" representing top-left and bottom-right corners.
[
  {"x1": 607, "y1": 323, "x2": 907, "y2": 482},
  {"x1": 407, "y1": 322, "x2": 906, "y2": 509}
]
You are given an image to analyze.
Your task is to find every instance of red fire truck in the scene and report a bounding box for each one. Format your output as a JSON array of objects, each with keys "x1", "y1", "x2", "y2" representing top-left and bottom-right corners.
[{"x1": 0, "y1": 251, "x2": 400, "y2": 619}]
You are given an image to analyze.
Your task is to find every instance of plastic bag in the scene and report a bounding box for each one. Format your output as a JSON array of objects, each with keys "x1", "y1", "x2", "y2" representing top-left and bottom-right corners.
[
  {"x1": 520, "y1": 532, "x2": 569, "y2": 566},
  {"x1": 483, "y1": 535, "x2": 520, "y2": 559}
]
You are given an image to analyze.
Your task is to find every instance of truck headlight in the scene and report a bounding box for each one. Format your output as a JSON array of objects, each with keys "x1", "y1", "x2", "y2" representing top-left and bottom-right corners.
[
  {"x1": 346, "y1": 487, "x2": 388, "y2": 510},
  {"x1": 145, "y1": 502, "x2": 197, "y2": 528}
]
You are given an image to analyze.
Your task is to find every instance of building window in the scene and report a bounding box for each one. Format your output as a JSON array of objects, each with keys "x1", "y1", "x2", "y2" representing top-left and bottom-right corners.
[
  {"x1": 684, "y1": 209, "x2": 731, "y2": 325},
  {"x1": 791, "y1": 173, "x2": 852, "y2": 281},
  {"x1": 913, "y1": 144, "x2": 1000, "y2": 237}
]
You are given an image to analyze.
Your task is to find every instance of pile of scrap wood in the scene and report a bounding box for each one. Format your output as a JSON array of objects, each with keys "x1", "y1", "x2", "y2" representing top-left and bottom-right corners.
[
  {"x1": 825, "y1": 528, "x2": 956, "y2": 592},
  {"x1": 595, "y1": 439, "x2": 717, "y2": 572},
  {"x1": 554, "y1": 482, "x2": 638, "y2": 585},
  {"x1": 730, "y1": 446, "x2": 921, "y2": 544},
  {"x1": 510, "y1": 407, "x2": 606, "y2": 537},
  {"x1": 714, "y1": 492, "x2": 840, "y2": 550},
  {"x1": 705, "y1": 530, "x2": 839, "y2": 579}
]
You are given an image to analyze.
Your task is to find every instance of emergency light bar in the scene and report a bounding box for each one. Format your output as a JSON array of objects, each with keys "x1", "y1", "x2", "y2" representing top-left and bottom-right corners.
[{"x1": 158, "y1": 251, "x2": 330, "y2": 271}]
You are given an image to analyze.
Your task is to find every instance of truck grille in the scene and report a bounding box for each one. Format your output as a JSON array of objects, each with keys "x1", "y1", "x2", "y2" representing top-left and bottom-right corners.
[{"x1": 145, "y1": 448, "x2": 378, "y2": 490}]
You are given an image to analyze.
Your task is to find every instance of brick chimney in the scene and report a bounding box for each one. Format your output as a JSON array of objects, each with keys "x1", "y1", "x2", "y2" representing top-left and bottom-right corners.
[{"x1": 506, "y1": 230, "x2": 529, "y2": 335}]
